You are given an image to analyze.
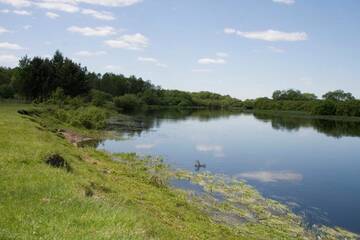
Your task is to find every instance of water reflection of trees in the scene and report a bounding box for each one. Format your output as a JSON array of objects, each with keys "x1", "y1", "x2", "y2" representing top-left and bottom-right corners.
[
  {"x1": 110, "y1": 108, "x2": 242, "y2": 136},
  {"x1": 253, "y1": 112, "x2": 360, "y2": 138},
  {"x1": 109, "y1": 109, "x2": 360, "y2": 138}
]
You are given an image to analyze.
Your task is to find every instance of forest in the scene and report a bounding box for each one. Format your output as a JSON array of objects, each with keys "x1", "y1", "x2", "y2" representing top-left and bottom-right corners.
[
  {"x1": 1, "y1": 51, "x2": 360, "y2": 117},
  {"x1": 0, "y1": 51, "x2": 242, "y2": 110}
]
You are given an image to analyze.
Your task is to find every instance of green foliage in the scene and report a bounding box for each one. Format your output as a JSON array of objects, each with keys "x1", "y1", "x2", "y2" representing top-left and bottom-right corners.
[
  {"x1": 302, "y1": 92, "x2": 318, "y2": 100},
  {"x1": 50, "y1": 106, "x2": 108, "y2": 129},
  {"x1": 114, "y1": 94, "x2": 143, "y2": 111},
  {"x1": 0, "y1": 84, "x2": 15, "y2": 99},
  {"x1": 91, "y1": 73, "x2": 154, "y2": 97},
  {"x1": 72, "y1": 106, "x2": 108, "y2": 129},
  {"x1": 90, "y1": 89, "x2": 112, "y2": 107},
  {"x1": 0, "y1": 104, "x2": 250, "y2": 240},
  {"x1": 272, "y1": 89, "x2": 318, "y2": 101},
  {"x1": 335, "y1": 100, "x2": 360, "y2": 116},
  {"x1": 0, "y1": 67, "x2": 13, "y2": 86},
  {"x1": 312, "y1": 101, "x2": 337, "y2": 115},
  {"x1": 3, "y1": 50, "x2": 359, "y2": 117},
  {"x1": 14, "y1": 51, "x2": 89, "y2": 100},
  {"x1": 141, "y1": 89, "x2": 162, "y2": 105},
  {"x1": 322, "y1": 89, "x2": 355, "y2": 101},
  {"x1": 47, "y1": 87, "x2": 66, "y2": 105}
]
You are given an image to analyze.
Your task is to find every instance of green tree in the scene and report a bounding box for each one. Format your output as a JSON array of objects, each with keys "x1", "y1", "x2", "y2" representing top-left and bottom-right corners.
[
  {"x1": 114, "y1": 94, "x2": 143, "y2": 111},
  {"x1": 322, "y1": 90, "x2": 355, "y2": 101},
  {"x1": 312, "y1": 101, "x2": 337, "y2": 115}
]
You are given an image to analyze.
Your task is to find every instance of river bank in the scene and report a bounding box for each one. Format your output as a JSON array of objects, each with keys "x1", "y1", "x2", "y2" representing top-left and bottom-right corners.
[{"x1": 0, "y1": 103, "x2": 358, "y2": 239}]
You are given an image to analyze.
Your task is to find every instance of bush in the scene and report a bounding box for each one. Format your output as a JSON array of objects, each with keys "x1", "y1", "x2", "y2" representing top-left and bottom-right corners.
[
  {"x1": 48, "y1": 88, "x2": 66, "y2": 105},
  {"x1": 72, "y1": 107, "x2": 108, "y2": 129},
  {"x1": 51, "y1": 106, "x2": 108, "y2": 129},
  {"x1": 336, "y1": 100, "x2": 360, "y2": 117},
  {"x1": 90, "y1": 89, "x2": 112, "y2": 107},
  {"x1": 312, "y1": 101, "x2": 337, "y2": 115},
  {"x1": 0, "y1": 84, "x2": 15, "y2": 99},
  {"x1": 114, "y1": 94, "x2": 143, "y2": 111}
]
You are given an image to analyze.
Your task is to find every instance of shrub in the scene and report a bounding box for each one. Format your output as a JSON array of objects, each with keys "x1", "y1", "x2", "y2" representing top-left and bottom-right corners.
[
  {"x1": 114, "y1": 94, "x2": 143, "y2": 111},
  {"x1": 0, "y1": 84, "x2": 15, "y2": 99},
  {"x1": 51, "y1": 106, "x2": 108, "y2": 129},
  {"x1": 48, "y1": 87, "x2": 66, "y2": 105},
  {"x1": 312, "y1": 101, "x2": 337, "y2": 115},
  {"x1": 72, "y1": 106, "x2": 108, "y2": 129},
  {"x1": 90, "y1": 89, "x2": 112, "y2": 107}
]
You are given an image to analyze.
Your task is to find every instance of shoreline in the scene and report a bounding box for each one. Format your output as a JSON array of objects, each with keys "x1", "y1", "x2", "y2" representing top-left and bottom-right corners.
[{"x1": 0, "y1": 102, "x2": 359, "y2": 239}]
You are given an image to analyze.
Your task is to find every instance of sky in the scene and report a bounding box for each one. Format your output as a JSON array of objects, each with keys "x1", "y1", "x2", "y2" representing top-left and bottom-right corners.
[{"x1": 0, "y1": 0, "x2": 360, "y2": 99}]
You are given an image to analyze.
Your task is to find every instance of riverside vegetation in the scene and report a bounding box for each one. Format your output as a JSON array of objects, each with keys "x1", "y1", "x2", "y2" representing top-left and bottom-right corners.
[
  {"x1": 0, "y1": 103, "x2": 359, "y2": 239},
  {"x1": 1, "y1": 51, "x2": 360, "y2": 118},
  {"x1": 1, "y1": 51, "x2": 360, "y2": 239}
]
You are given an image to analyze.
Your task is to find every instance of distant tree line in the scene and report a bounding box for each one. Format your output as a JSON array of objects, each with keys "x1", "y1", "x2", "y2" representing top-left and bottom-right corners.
[
  {"x1": 244, "y1": 89, "x2": 360, "y2": 117},
  {"x1": 1, "y1": 51, "x2": 359, "y2": 117},
  {"x1": 0, "y1": 51, "x2": 242, "y2": 110}
]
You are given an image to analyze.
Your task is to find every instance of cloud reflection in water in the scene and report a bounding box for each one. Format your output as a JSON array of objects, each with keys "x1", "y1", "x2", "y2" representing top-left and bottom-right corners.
[
  {"x1": 196, "y1": 144, "x2": 225, "y2": 158},
  {"x1": 236, "y1": 171, "x2": 303, "y2": 183}
]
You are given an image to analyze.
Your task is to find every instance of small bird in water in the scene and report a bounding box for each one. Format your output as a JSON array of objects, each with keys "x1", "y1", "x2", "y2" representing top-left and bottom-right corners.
[{"x1": 194, "y1": 160, "x2": 206, "y2": 171}]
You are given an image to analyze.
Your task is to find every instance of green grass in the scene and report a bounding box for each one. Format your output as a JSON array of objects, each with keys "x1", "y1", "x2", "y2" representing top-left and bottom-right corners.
[
  {"x1": 1, "y1": 103, "x2": 359, "y2": 240},
  {"x1": 0, "y1": 103, "x2": 244, "y2": 239}
]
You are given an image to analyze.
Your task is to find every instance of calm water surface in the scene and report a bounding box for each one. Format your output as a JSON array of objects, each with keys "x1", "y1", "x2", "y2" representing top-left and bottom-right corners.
[{"x1": 98, "y1": 109, "x2": 360, "y2": 233}]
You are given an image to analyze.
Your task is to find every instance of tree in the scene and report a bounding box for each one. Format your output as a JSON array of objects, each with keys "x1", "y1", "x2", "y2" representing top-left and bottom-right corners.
[
  {"x1": 272, "y1": 89, "x2": 317, "y2": 101},
  {"x1": 302, "y1": 93, "x2": 318, "y2": 100},
  {"x1": 0, "y1": 85, "x2": 15, "y2": 99},
  {"x1": 114, "y1": 94, "x2": 143, "y2": 111},
  {"x1": 15, "y1": 51, "x2": 90, "y2": 100},
  {"x1": 90, "y1": 89, "x2": 112, "y2": 107},
  {"x1": 312, "y1": 101, "x2": 337, "y2": 115},
  {"x1": 322, "y1": 90, "x2": 355, "y2": 101}
]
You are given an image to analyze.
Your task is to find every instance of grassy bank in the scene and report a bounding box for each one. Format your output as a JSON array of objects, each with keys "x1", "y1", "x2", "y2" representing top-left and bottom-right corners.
[
  {"x1": 0, "y1": 103, "x2": 358, "y2": 239},
  {"x1": 0, "y1": 103, "x2": 245, "y2": 239}
]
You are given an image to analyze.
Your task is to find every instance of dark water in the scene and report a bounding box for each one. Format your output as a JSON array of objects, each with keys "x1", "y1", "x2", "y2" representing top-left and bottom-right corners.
[{"x1": 98, "y1": 109, "x2": 360, "y2": 233}]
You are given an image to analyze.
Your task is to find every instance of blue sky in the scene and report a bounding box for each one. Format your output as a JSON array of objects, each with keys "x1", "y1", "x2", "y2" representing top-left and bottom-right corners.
[{"x1": 0, "y1": 0, "x2": 360, "y2": 99}]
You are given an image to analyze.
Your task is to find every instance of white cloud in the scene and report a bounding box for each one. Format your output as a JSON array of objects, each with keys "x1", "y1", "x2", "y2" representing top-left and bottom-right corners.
[
  {"x1": 0, "y1": 42, "x2": 23, "y2": 50},
  {"x1": 75, "y1": 50, "x2": 107, "y2": 56},
  {"x1": 81, "y1": 8, "x2": 114, "y2": 20},
  {"x1": 0, "y1": 0, "x2": 142, "y2": 10},
  {"x1": 75, "y1": 0, "x2": 142, "y2": 7},
  {"x1": 13, "y1": 9, "x2": 31, "y2": 15},
  {"x1": 0, "y1": 0, "x2": 31, "y2": 8},
  {"x1": 192, "y1": 68, "x2": 212, "y2": 73},
  {"x1": 225, "y1": 28, "x2": 308, "y2": 42},
  {"x1": 0, "y1": 54, "x2": 18, "y2": 63},
  {"x1": 0, "y1": 9, "x2": 31, "y2": 15},
  {"x1": 105, "y1": 33, "x2": 149, "y2": 50},
  {"x1": 135, "y1": 143, "x2": 155, "y2": 149},
  {"x1": 46, "y1": 11, "x2": 59, "y2": 19},
  {"x1": 35, "y1": 2, "x2": 79, "y2": 13},
  {"x1": 68, "y1": 26, "x2": 116, "y2": 36},
  {"x1": 0, "y1": 26, "x2": 9, "y2": 34},
  {"x1": 198, "y1": 58, "x2": 226, "y2": 65},
  {"x1": 196, "y1": 144, "x2": 224, "y2": 158},
  {"x1": 138, "y1": 57, "x2": 157, "y2": 63},
  {"x1": 138, "y1": 56, "x2": 167, "y2": 68},
  {"x1": 273, "y1": 0, "x2": 295, "y2": 5},
  {"x1": 236, "y1": 171, "x2": 303, "y2": 183},
  {"x1": 224, "y1": 28, "x2": 236, "y2": 34},
  {"x1": 216, "y1": 52, "x2": 229, "y2": 58},
  {"x1": 268, "y1": 46, "x2": 285, "y2": 53}
]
